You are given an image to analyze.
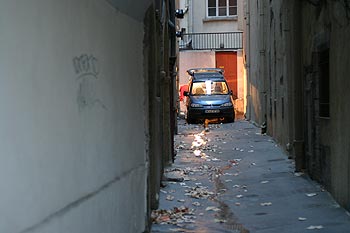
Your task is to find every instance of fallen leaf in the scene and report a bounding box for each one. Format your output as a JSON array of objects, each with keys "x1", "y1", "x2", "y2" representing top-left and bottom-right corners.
[
  {"x1": 214, "y1": 218, "x2": 227, "y2": 223},
  {"x1": 166, "y1": 195, "x2": 174, "y2": 201},
  {"x1": 184, "y1": 219, "x2": 195, "y2": 223},
  {"x1": 192, "y1": 202, "x2": 201, "y2": 206},
  {"x1": 306, "y1": 193, "x2": 317, "y2": 197},
  {"x1": 169, "y1": 228, "x2": 186, "y2": 232},
  {"x1": 294, "y1": 172, "x2": 304, "y2": 177},
  {"x1": 306, "y1": 225, "x2": 323, "y2": 230},
  {"x1": 205, "y1": 206, "x2": 220, "y2": 212},
  {"x1": 159, "y1": 215, "x2": 171, "y2": 222}
]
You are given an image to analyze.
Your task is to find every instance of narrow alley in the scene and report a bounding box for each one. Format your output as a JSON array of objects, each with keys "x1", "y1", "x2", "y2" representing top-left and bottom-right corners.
[
  {"x1": 151, "y1": 119, "x2": 350, "y2": 233},
  {"x1": 1, "y1": 1, "x2": 350, "y2": 232}
]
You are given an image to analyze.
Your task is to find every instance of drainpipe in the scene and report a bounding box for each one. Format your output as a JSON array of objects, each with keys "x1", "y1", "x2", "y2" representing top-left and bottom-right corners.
[
  {"x1": 245, "y1": 0, "x2": 252, "y2": 120},
  {"x1": 293, "y1": 0, "x2": 305, "y2": 171},
  {"x1": 161, "y1": 0, "x2": 174, "y2": 165},
  {"x1": 259, "y1": 0, "x2": 267, "y2": 125}
]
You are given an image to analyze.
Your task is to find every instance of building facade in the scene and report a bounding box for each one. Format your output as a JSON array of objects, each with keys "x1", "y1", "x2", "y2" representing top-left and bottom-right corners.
[
  {"x1": 244, "y1": 0, "x2": 350, "y2": 210},
  {"x1": 0, "y1": 0, "x2": 175, "y2": 232},
  {"x1": 176, "y1": 0, "x2": 245, "y2": 116}
]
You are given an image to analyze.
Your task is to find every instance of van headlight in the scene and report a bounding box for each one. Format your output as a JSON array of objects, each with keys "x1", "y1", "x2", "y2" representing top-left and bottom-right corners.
[
  {"x1": 221, "y1": 102, "x2": 233, "y2": 107},
  {"x1": 191, "y1": 103, "x2": 202, "y2": 107}
]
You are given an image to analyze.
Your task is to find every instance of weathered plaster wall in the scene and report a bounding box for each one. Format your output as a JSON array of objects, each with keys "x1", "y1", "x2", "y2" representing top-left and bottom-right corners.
[
  {"x1": 235, "y1": 50, "x2": 245, "y2": 114},
  {"x1": 237, "y1": 0, "x2": 245, "y2": 31},
  {"x1": 246, "y1": 0, "x2": 300, "y2": 149},
  {"x1": 245, "y1": 0, "x2": 350, "y2": 210},
  {"x1": 328, "y1": 2, "x2": 350, "y2": 208},
  {"x1": 245, "y1": 0, "x2": 263, "y2": 124},
  {"x1": 300, "y1": 0, "x2": 350, "y2": 208},
  {"x1": 192, "y1": 1, "x2": 239, "y2": 33},
  {"x1": 0, "y1": 0, "x2": 148, "y2": 232},
  {"x1": 177, "y1": 0, "x2": 191, "y2": 32},
  {"x1": 178, "y1": 50, "x2": 216, "y2": 85},
  {"x1": 177, "y1": 0, "x2": 239, "y2": 33}
]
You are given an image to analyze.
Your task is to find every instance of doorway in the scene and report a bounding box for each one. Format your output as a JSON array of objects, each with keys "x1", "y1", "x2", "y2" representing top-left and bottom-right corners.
[{"x1": 216, "y1": 51, "x2": 237, "y2": 96}]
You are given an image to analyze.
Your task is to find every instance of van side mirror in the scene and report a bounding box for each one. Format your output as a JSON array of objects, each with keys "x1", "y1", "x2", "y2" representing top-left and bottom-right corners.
[{"x1": 184, "y1": 91, "x2": 189, "y2": 96}]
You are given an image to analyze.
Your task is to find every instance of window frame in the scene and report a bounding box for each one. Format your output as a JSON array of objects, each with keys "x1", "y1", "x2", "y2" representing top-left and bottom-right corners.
[{"x1": 207, "y1": 0, "x2": 237, "y2": 18}]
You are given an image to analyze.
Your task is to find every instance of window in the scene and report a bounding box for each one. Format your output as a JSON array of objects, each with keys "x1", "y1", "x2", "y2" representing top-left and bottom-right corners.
[
  {"x1": 208, "y1": 0, "x2": 237, "y2": 17},
  {"x1": 191, "y1": 81, "x2": 229, "y2": 95}
]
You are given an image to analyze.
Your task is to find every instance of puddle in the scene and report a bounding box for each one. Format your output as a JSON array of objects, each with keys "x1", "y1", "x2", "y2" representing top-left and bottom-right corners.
[{"x1": 213, "y1": 172, "x2": 250, "y2": 233}]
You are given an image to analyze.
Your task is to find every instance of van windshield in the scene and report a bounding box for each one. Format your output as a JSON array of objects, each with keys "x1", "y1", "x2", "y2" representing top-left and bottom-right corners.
[{"x1": 191, "y1": 81, "x2": 229, "y2": 95}]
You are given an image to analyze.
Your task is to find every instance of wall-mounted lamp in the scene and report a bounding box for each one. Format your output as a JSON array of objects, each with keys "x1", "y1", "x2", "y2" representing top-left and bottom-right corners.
[
  {"x1": 175, "y1": 9, "x2": 184, "y2": 18},
  {"x1": 176, "y1": 28, "x2": 186, "y2": 39},
  {"x1": 176, "y1": 31, "x2": 182, "y2": 38}
]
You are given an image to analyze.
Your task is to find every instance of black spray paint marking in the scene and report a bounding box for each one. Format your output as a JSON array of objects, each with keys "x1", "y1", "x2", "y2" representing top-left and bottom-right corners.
[
  {"x1": 73, "y1": 54, "x2": 100, "y2": 80},
  {"x1": 73, "y1": 54, "x2": 107, "y2": 111}
]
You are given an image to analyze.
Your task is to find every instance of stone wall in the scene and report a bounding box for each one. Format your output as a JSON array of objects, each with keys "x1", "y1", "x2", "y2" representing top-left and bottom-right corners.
[{"x1": 244, "y1": 0, "x2": 350, "y2": 210}]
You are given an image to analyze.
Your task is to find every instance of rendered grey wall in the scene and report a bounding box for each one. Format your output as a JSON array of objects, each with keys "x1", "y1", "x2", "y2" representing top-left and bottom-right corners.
[
  {"x1": 328, "y1": 2, "x2": 350, "y2": 208},
  {"x1": 245, "y1": 0, "x2": 301, "y2": 149},
  {"x1": 107, "y1": 0, "x2": 152, "y2": 21},
  {"x1": 0, "y1": 0, "x2": 148, "y2": 232},
  {"x1": 244, "y1": 0, "x2": 263, "y2": 124}
]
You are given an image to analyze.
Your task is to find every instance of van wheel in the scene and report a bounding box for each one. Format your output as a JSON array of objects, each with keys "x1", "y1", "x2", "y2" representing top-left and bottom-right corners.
[
  {"x1": 226, "y1": 114, "x2": 235, "y2": 123},
  {"x1": 186, "y1": 117, "x2": 196, "y2": 124},
  {"x1": 186, "y1": 113, "x2": 195, "y2": 124}
]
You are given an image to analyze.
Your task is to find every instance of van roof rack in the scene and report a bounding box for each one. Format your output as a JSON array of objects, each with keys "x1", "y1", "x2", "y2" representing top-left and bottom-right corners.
[{"x1": 187, "y1": 68, "x2": 224, "y2": 76}]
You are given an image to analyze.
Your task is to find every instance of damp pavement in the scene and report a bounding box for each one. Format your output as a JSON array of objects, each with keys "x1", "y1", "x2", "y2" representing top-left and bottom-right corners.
[{"x1": 150, "y1": 119, "x2": 350, "y2": 233}]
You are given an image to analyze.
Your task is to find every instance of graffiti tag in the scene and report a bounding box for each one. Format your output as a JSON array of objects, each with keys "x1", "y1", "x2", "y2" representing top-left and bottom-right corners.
[
  {"x1": 73, "y1": 54, "x2": 100, "y2": 79},
  {"x1": 73, "y1": 54, "x2": 107, "y2": 112}
]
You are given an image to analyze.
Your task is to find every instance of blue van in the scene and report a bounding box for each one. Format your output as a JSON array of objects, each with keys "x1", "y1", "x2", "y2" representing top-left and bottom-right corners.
[{"x1": 184, "y1": 68, "x2": 235, "y2": 124}]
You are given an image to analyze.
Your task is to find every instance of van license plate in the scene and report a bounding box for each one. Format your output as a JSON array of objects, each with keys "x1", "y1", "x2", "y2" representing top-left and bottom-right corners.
[{"x1": 205, "y1": 109, "x2": 220, "y2": 113}]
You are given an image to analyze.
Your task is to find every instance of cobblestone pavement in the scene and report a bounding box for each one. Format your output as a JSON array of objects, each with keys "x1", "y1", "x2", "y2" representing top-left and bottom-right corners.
[{"x1": 151, "y1": 119, "x2": 350, "y2": 233}]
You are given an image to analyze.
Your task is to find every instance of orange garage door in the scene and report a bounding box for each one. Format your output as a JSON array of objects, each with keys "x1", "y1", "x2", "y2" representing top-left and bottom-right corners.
[{"x1": 216, "y1": 51, "x2": 237, "y2": 96}]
